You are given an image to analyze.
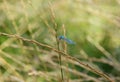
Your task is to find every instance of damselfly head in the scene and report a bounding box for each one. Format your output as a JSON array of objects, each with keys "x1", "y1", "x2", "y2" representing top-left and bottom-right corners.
[{"x1": 58, "y1": 36, "x2": 65, "y2": 40}]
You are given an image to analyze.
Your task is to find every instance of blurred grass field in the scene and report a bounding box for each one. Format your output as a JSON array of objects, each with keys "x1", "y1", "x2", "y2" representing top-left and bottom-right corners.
[{"x1": 0, "y1": 0, "x2": 120, "y2": 82}]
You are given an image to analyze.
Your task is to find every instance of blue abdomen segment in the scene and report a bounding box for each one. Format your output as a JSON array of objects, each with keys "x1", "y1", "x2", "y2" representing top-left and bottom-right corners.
[{"x1": 64, "y1": 38, "x2": 75, "y2": 44}]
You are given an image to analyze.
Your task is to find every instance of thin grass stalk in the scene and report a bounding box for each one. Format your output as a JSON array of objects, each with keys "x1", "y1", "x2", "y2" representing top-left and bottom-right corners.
[
  {"x1": 48, "y1": 2, "x2": 64, "y2": 81},
  {"x1": 62, "y1": 25, "x2": 70, "y2": 82}
]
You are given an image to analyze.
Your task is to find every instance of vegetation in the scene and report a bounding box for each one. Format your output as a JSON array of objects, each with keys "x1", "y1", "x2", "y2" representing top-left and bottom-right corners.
[{"x1": 0, "y1": 0, "x2": 120, "y2": 82}]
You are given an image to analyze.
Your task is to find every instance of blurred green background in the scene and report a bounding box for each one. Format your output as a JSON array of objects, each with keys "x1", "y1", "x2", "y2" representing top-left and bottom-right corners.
[{"x1": 0, "y1": 0, "x2": 120, "y2": 82}]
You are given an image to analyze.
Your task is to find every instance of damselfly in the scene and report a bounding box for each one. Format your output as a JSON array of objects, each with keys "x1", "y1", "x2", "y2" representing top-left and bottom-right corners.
[{"x1": 58, "y1": 36, "x2": 75, "y2": 44}]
